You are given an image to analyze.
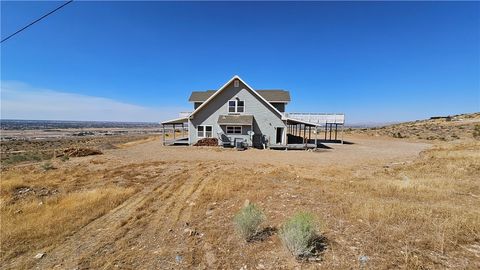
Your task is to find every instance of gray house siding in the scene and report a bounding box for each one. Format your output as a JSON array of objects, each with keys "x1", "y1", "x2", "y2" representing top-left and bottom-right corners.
[
  {"x1": 189, "y1": 80, "x2": 286, "y2": 147},
  {"x1": 194, "y1": 102, "x2": 203, "y2": 109}
]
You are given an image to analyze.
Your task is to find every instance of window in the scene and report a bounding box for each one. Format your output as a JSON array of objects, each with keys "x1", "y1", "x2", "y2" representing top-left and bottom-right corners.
[
  {"x1": 228, "y1": 100, "x2": 236, "y2": 113},
  {"x1": 228, "y1": 100, "x2": 245, "y2": 113},
  {"x1": 237, "y1": 101, "x2": 244, "y2": 112},
  {"x1": 234, "y1": 80, "x2": 239, "y2": 87},
  {"x1": 198, "y1": 125, "x2": 212, "y2": 138},
  {"x1": 226, "y1": 126, "x2": 242, "y2": 134}
]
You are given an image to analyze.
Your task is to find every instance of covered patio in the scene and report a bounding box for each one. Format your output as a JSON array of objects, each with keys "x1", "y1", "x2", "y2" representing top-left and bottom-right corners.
[
  {"x1": 160, "y1": 117, "x2": 189, "y2": 146},
  {"x1": 285, "y1": 113, "x2": 345, "y2": 143},
  {"x1": 270, "y1": 113, "x2": 345, "y2": 150}
]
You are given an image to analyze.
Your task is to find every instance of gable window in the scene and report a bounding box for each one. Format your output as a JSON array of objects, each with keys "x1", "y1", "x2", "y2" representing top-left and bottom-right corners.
[
  {"x1": 234, "y1": 80, "x2": 239, "y2": 87},
  {"x1": 226, "y1": 126, "x2": 242, "y2": 134},
  {"x1": 198, "y1": 125, "x2": 212, "y2": 138},
  {"x1": 228, "y1": 100, "x2": 245, "y2": 113}
]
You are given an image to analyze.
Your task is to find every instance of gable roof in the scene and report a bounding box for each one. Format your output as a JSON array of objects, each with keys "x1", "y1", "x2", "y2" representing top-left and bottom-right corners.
[
  {"x1": 189, "y1": 89, "x2": 290, "y2": 103},
  {"x1": 189, "y1": 75, "x2": 285, "y2": 118}
]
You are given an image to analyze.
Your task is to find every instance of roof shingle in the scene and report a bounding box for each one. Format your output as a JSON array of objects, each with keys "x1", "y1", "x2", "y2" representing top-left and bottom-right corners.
[
  {"x1": 217, "y1": 115, "x2": 254, "y2": 125},
  {"x1": 189, "y1": 89, "x2": 290, "y2": 102}
]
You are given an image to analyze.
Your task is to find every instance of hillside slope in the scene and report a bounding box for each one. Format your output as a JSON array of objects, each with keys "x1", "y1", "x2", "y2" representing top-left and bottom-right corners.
[{"x1": 350, "y1": 112, "x2": 480, "y2": 141}]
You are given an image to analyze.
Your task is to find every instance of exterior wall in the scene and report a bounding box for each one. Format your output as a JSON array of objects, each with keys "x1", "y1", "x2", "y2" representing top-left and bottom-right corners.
[
  {"x1": 194, "y1": 102, "x2": 203, "y2": 109},
  {"x1": 189, "y1": 80, "x2": 286, "y2": 148},
  {"x1": 270, "y1": 102, "x2": 286, "y2": 112}
]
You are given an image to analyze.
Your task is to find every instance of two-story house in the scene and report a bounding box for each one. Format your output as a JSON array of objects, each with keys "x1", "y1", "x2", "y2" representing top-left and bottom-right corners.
[{"x1": 162, "y1": 76, "x2": 345, "y2": 148}]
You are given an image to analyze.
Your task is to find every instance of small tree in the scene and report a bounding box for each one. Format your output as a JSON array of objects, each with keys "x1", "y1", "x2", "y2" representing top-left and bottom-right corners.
[
  {"x1": 233, "y1": 203, "x2": 265, "y2": 241},
  {"x1": 279, "y1": 212, "x2": 317, "y2": 258}
]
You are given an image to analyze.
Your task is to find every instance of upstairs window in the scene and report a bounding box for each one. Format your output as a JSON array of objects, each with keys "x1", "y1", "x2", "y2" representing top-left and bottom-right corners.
[
  {"x1": 228, "y1": 100, "x2": 245, "y2": 113},
  {"x1": 234, "y1": 80, "x2": 239, "y2": 87}
]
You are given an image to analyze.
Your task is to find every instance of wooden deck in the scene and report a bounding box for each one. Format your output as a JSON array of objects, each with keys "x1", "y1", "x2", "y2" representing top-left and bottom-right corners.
[
  {"x1": 164, "y1": 137, "x2": 189, "y2": 146},
  {"x1": 269, "y1": 143, "x2": 318, "y2": 150}
]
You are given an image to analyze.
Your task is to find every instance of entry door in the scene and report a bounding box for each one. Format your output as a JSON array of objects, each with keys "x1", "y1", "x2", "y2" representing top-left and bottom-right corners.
[{"x1": 276, "y1": 127, "x2": 284, "y2": 144}]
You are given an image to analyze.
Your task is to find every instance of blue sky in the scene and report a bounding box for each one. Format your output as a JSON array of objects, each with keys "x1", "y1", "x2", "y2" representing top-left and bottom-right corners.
[{"x1": 1, "y1": 1, "x2": 479, "y2": 124}]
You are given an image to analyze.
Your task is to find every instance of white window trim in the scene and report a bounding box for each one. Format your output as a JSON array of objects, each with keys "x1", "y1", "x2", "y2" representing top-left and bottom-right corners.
[
  {"x1": 226, "y1": 126, "x2": 242, "y2": 135},
  {"x1": 198, "y1": 125, "x2": 213, "y2": 138},
  {"x1": 228, "y1": 99, "x2": 245, "y2": 113}
]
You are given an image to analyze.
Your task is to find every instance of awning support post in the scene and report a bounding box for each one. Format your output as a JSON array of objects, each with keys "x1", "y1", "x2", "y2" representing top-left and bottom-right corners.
[
  {"x1": 324, "y1": 123, "x2": 327, "y2": 140},
  {"x1": 341, "y1": 124, "x2": 344, "y2": 144},
  {"x1": 162, "y1": 124, "x2": 165, "y2": 146}
]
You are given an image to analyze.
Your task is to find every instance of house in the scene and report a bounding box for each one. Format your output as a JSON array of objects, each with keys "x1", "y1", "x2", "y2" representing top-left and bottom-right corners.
[{"x1": 161, "y1": 76, "x2": 345, "y2": 149}]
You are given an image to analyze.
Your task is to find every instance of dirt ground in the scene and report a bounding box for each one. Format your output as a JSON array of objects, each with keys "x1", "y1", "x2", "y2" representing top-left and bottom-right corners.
[
  {"x1": 1, "y1": 134, "x2": 479, "y2": 269},
  {"x1": 99, "y1": 135, "x2": 429, "y2": 168}
]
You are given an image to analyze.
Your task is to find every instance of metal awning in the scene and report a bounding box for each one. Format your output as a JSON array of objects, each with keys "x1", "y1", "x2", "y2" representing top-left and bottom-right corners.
[
  {"x1": 161, "y1": 117, "x2": 188, "y2": 125},
  {"x1": 217, "y1": 115, "x2": 253, "y2": 125}
]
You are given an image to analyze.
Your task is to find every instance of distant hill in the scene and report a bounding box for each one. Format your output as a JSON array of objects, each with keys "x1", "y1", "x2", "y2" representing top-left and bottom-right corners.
[
  {"x1": 349, "y1": 112, "x2": 480, "y2": 141},
  {"x1": 0, "y1": 119, "x2": 160, "y2": 130}
]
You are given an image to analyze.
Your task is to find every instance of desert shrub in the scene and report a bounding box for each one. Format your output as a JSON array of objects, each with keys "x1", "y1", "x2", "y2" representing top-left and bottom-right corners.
[
  {"x1": 233, "y1": 203, "x2": 265, "y2": 241},
  {"x1": 60, "y1": 155, "x2": 69, "y2": 162},
  {"x1": 3, "y1": 152, "x2": 43, "y2": 165},
  {"x1": 279, "y1": 212, "x2": 317, "y2": 258},
  {"x1": 40, "y1": 161, "x2": 55, "y2": 171},
  {"x1": 473, "y1": 125, "x2": 480, "y2": 140},
  {"x1": 393, "y1": 132, "x2": 404, "y2": 138}
]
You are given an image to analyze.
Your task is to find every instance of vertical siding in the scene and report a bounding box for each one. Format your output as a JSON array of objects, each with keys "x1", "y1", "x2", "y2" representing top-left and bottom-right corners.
[{"x1": 189, "y1": 80, "x2": 286, "y2": 147}]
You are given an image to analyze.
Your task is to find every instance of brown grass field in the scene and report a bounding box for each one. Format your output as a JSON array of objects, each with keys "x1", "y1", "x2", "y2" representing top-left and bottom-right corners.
[{"x1": 1, "y1": 116, "x2": 479, "y2": 269}]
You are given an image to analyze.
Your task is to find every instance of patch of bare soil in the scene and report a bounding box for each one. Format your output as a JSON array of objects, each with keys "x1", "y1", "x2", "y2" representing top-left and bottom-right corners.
[
  {"x1": 0, "y1": 135, "x2": 157, "y2": 166},
  {"x1": 1, "y1": 135, "x2": 479, "y2": 269}
]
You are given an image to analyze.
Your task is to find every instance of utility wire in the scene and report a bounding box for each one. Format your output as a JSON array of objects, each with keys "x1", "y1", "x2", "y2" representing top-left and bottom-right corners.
[{"x1": 1, "y1": 0, "x2": 74, "y2": 44}]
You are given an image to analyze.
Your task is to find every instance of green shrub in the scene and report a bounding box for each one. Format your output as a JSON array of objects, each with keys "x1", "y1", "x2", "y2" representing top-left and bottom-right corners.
[
  {"x1": 233, "y1": 203, "x2": 265, "y2": 241},
  {"x1": 279, "y1": 212, "x2": 317, "y2": 258},
  {"x1": 3, "y1": 152, "x2": 42, "y2": 165},
  {"x1": 40, "y1": 161, "x2": 55, "y2": 171}
]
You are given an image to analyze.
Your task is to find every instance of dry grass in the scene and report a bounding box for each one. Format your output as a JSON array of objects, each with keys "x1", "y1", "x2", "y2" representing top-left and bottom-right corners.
[
  {"x1": 1, "y1": 187, "x2": 135, "y2": 261},
  {"x1": 1, "y1": 137, "x2": 478, "y2": 269},
  {"x1": 350, "y1": 112, "x2": 480, "y2": 141},
  {"x1": 196, "y1": 141, "x2": 480, "y2": 268}
]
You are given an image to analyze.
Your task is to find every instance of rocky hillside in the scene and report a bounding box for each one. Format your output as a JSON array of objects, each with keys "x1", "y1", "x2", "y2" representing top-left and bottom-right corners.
[{"x1": 350, "y1": 112, "x2": 480, "y2": 141}]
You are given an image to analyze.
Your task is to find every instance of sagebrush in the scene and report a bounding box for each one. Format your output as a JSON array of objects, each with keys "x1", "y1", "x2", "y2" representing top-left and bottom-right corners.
[
  {"x1": 233, "y1": 203, "x2": 265, "y2": 241},
  {"x1": 279, "y1": 212, "x2": 317, "y2": 258}
]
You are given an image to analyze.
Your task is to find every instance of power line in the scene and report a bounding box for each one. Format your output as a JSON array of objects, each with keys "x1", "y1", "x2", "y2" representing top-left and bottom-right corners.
[{"x1": 1, "y1": 0, "x2": 74, "y2": 44}]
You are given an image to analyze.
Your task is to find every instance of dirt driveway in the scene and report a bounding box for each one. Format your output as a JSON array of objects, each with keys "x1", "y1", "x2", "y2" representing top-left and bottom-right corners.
[{"x1": 100, "y1": 135, "x2": 430, "y2": 168}]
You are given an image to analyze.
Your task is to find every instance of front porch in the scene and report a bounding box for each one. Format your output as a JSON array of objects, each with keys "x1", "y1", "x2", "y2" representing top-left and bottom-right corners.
[{"x1": 161, "y1": 117, "x2": 189, "y2": 146}]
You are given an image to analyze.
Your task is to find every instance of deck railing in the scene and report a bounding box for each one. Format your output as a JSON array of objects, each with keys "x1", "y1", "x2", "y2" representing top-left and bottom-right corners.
[{"x1": 285, "y1": 112, "x2": 345, "y2": 124}]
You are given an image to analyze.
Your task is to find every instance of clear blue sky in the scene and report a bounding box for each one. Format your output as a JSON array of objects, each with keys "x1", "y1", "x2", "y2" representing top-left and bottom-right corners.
[{"x1": 1, "y1": 1, "x2": 479, "y2": 124}]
